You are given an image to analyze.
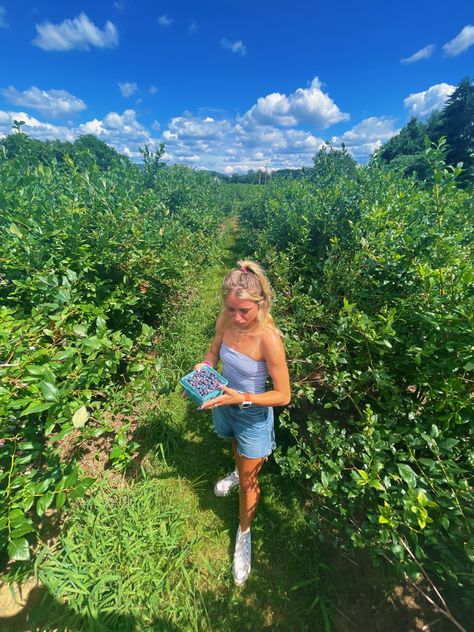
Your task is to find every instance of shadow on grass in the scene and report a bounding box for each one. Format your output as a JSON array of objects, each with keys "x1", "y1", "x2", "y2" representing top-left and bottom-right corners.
[{"x1": 0, "y1": 584, "x2": 182, "y2": 632}]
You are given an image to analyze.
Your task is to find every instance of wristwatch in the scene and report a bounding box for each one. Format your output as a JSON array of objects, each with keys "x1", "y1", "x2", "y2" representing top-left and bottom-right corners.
[{"x1": 239, "y1": 393, "x2": 253, "y2": 410}]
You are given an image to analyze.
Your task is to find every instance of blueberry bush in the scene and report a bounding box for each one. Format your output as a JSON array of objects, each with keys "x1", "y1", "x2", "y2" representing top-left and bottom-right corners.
[
  {"x1": 239, "y1": 142, "x2": 473, "y2": 611},
  {"x1": 0, "y1": 135, "x2": 229, "y2": 562}
]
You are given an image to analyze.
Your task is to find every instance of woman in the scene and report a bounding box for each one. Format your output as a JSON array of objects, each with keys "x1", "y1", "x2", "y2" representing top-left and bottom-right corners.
[{"x1": 196, "y1": 260, "x2": 291, "y2": 586}]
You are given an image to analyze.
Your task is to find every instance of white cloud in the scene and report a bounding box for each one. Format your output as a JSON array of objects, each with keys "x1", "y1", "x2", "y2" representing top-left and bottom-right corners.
[
  {"x1": 221, "y1": 38, "x2": 247, "y2": 56},
  {"x1": 32, "y1": 13, "x2": 118, "y2": 52},
  {"x1": 401, "y1": 44, "x2": 435, "y2": 64},
  {"x1": 157, "y1": 15, "x2": 172, "y2": 27},
  {"x1": 78, "y1": 109, "x2": 156, "y2": 158},
  {"x1": 0, "y1": 110, "x2": 75, "y2": 142},
  {"x1": 163, "y1": 115, "x2": 232, "y2": 142},
  {"x1": 0, "y1": 6, "x2": 8, "y2": 28},
  {"x1": 0, "y1": 108, "x2": 158, "y2": 160},
  {"x1": 188, "y1": 21, "x2": 198, "y2": 34},
  {"x1": 152, "y1": 120, "x2": 161, "y2": 131},
  {"x1": 159, "y1": 111, "x2": 325, "y2": 172},
  {"x1": 243, "y1": 77, "x2": 349, "y2": 129},
  {"x1": 149, "y1": 85, "x2": 159, "y2": 95},
  {"x1": 404, "y1": 83, "x2": 456, "y2": 119},
  {"x1": 331, "y1": 116, "x2": 399, "y2": 161},
  {"x1": 119, "y1": 82, "x2": 138, "y2": 97},
  {"x1": 443, "y1": 25, "x2": 474, "y2": 57},
  {"x1": 1, "y1": 86, "x2": 86, "y2": 118}
]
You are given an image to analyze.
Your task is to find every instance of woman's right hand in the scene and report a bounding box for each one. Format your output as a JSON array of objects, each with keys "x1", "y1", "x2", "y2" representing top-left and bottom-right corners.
[{"x1": 194, "y1": 362, "x2": 209, "y2": 371}]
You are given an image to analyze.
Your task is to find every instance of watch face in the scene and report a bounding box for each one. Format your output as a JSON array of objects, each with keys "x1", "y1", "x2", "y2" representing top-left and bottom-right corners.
[{"x1": 240, "y1": 400, "x2": 252, "y2": 409}]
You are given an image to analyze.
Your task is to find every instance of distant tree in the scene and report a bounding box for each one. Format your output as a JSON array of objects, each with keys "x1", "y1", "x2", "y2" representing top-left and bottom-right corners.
[
  {"x1": 428, "y1": 77, "x2": 474, "y2": 182},
  {"x1": 377, "y1": 117, "x2": 431, "y2": 179},
  {"x1": 311, "y1": 142, "x2": 358, "y2": 185},
  {"x1": 376, "y1": 78, "x2": 473, "y2": 184},
  {"x1": 378, "y1": 117, "x2": 426, "y2": 162}
]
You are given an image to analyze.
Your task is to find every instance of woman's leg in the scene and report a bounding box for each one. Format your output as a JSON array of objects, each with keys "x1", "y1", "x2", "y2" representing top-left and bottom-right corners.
[{"x1": 235, "y1": 451, "x2": 264, "y2": 532}]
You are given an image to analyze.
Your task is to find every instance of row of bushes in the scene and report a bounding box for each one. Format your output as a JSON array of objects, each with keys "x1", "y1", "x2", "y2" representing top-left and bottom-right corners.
[
  {"x1": 239, "y1": 143, "x2": 473, "y2": 612},
  {"x1": 0, "y1": 137, "x2": 230, "y2": 563}
]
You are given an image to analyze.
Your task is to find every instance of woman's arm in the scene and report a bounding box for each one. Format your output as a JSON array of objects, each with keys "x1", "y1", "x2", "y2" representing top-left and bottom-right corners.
[{"x1": 200, "y1": 328, "x2": 291, "y2": 409}]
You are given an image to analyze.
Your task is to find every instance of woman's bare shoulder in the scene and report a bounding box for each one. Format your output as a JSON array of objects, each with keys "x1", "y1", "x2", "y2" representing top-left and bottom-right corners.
[{"x1": 260, "y1": 325, "x2": 283, "y2": 348}]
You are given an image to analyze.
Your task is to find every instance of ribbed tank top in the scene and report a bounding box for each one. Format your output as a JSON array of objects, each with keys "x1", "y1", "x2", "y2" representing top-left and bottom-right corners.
[{"x1": 220, "y1": 343, "x2": 268, "y2": 394}]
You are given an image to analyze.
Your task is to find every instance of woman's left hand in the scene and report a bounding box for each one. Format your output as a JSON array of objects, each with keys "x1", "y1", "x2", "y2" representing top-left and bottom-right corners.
[{"x1": 199, "y1": 385, "x2": 243, "y2": 410}]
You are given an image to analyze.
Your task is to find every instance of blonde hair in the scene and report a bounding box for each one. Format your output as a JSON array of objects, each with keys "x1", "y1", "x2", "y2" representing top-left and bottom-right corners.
[{"x1": 221, "y1": 260, "x2": 277, "y2": 329}]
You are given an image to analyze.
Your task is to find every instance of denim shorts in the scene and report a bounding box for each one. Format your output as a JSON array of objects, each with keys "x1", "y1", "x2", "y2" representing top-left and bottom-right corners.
[{"x1": 212, "y1": 404, "x2": 275, "y2": 459}]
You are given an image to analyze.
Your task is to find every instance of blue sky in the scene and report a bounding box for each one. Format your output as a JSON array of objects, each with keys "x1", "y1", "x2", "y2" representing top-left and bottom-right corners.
[{"x1": 0, "y1": 1, "x2": 472, "y2": 172}]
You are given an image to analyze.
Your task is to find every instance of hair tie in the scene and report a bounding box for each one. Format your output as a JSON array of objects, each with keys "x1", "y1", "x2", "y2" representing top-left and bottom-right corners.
[{"x1": 239, "y1": 267, "x2": 248, "y2": 273}]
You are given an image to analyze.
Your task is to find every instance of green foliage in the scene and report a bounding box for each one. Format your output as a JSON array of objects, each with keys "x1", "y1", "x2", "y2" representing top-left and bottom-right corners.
[
  {"x1": 429, "y1": 77, "x2": 474, "y2": 184},
  {"x1": 377, "y1": 117, "x2": 431, "y2": 179},
  {"x1": 0, "y1": 137, "x2": 229, "y2": 563},
  {"x1": 0, "y1": 131, "x2": 127, "y2": 173},
  {"x1": 240, "y1": 141, "x2": 474, "y2": 609},
  {"x1": 377, "y1": 77, "x2": 474, "y2": 185},
  {"x1": 37, "y1": 480, "x2": 204, "y2": 629},
  {"x1": 311, "y1": 142, "x2": 358, "y2": 185},
  {"x1": 139, "y1": 142, "x2": 166, "y2": 188}
]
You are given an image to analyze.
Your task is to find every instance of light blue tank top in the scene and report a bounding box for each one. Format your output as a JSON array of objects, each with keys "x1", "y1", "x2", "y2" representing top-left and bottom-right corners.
[{"x1": 220, "y1": 343, "x2": 268, "y2": 394}]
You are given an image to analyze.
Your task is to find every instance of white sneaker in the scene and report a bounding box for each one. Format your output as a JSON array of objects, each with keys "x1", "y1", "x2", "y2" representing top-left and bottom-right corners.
[
  {"x1": 233, "y1": 526, "x2": 251, "y2": 586},
  {"x1": 214, "y1": 470, "x2": 239, "y2": 497}
]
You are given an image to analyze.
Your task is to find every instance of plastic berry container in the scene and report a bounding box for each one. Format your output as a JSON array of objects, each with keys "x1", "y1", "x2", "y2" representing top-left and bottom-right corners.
[{"x1": 179, "y1": 365, "x2": 228, "y2": 406}]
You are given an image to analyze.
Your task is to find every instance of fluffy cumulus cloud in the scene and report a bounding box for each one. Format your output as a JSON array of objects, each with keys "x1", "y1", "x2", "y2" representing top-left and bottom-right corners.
[
  {"x1": 404, "y1": 83, "x2": 456, "y2": 119},
  {"x1": 0, "y1": 108, "x2": 159, "y2": 160},
  {"x1": 243, "y1": 77, "x2": 349, "y2": 130},
  {"x1": 159, "y1": 112, "x2": 325, "y2": 172},
  {"x1": 0, "y1": 6, "x2": 8, "y2": 29},
  {"x1": 221, "y1": 38, "x2": 247, "y2": 56},
  {"x1": 401, "y1": 44, "x2": 435, "y2": 64},
  {"x1": 119, "y1": 82, "x2": 138, "y2": 97},
  {"x1": 331, "y1": 117, "x2": 399, "y2": 161},
  {"x1": 0, "y1": 75, "x2": 403, "y2": 170},
  {"x1": 78, "y1": 109, "x2": 153, "y2": 156},
  {"x1": 0, "y1": 110, "x2": 75, "y2": 142},
  {"x1": 443, "y1": 25, "x2": 474, "y2": 57},
  {"x1": 32, "y1": 13, "x2": 118, "y2": 51},
  {"x1": 1, "y1": 86, "x2": 86, "y2": 118}
]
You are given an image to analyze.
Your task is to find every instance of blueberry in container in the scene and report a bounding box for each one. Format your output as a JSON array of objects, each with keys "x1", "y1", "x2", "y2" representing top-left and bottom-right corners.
[{"x1": 179, "y1": 365, "x2": 228, "y2": 406}]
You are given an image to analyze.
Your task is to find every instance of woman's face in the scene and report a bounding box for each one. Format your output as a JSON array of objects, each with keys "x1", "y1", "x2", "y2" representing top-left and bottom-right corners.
[{"x1": 225, "y1": 292, "x2": 259, "y2": 329}]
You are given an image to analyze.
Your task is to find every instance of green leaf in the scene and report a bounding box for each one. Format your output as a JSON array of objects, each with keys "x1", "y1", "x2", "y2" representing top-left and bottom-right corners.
[
  {"x1": 36, "y1": 491, "x2": 54, "y2": 517},
  {"x1": 8, "y1": 538, "x2": 30, "y2": 561},
  {"x1": 72, "y1": 405, "x2": 89, "y2": 429},
  {"x1": 438, "y1": 438, "x2": 459, "y2": 450},
  {"x1": 25, "y1": 365, "x2": 47, "y2": 376},
  {"x1": 73, "y1": 324, "x2": 88, "y2": 338},
  {"x1": 369, "y1": 479, "x2": 385, "y2": 491},
  {"x1": 96, "y1": 316, "x2": 107, "y2": 332},
  {"x1": 128, "y1": 363, "x2": 144, "y2": 372},
  {"x1": 20, "y1": 400, "x2": 54, "y2": 416},
  {"x1": 11, "y1": 522, "x2": 35, "y2": 539},
  {"x1": 55, "y1": 491, "x2": 67, "y2": 510},
  {"x1": 40, "y1": 381, "x2": 60, "y2": 402},
  {"x1": 397, "y1": 463, "x2": 417, "y2": 488}
]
